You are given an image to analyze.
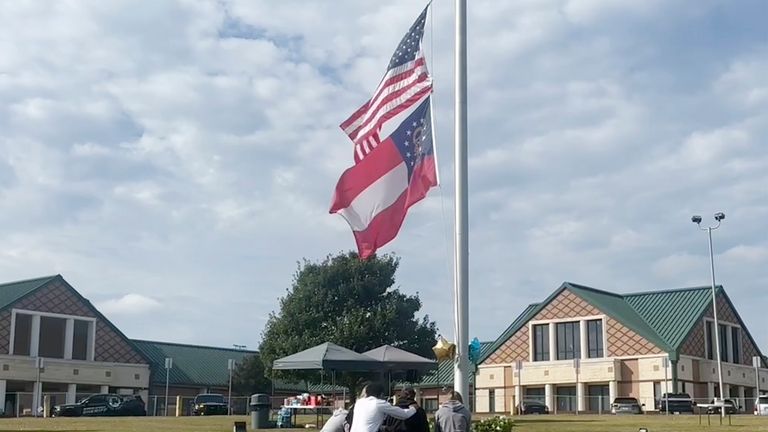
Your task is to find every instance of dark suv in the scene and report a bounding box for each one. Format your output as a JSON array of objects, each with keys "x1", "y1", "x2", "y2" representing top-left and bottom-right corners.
[
  {"x1": 656, "y1": 393, "x2": 694, "y2": 413},
  {"x1": 192, "y1": 393, "x2": 228, "y2": 415}
]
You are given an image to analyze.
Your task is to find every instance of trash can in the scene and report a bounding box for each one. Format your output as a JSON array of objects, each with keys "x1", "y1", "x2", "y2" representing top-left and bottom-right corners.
[{"x1": 250, "y1": 394, "x2": 271, "y2": 429}]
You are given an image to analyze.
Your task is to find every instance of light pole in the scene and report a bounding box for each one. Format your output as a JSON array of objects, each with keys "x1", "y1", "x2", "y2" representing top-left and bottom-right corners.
[
  {"x1": 227, "y1": 359, "x2": 235, "y2": 415},
  {"x1": 34, "y1": 357, "x2": 44, "y2": 417},
  {"x1": 164, "y1": 357, "x2": 173, "y2": 416},
  {"x1": 692, "y1": 212, "x2": 725, "y2": 417}
]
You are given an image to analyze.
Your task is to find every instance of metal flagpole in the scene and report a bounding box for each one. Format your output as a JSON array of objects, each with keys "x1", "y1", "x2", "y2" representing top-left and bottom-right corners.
[{"x1": 453, "y1": 0, "x2": 470, "y2": 400}]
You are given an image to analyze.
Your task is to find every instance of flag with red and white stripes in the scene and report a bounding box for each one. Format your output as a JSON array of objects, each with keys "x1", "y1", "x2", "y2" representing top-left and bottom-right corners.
[
  {"x1": 340, "y1": 4, "x2": 433, "y2": 164},
  {"x1": 331, "y1": 97, "x2": 437, "y2": 259}
]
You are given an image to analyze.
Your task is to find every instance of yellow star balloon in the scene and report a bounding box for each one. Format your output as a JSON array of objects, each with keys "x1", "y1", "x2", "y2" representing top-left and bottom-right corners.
[{"x1": 432, "y1": 335, "x2": 457, "y2": 361}]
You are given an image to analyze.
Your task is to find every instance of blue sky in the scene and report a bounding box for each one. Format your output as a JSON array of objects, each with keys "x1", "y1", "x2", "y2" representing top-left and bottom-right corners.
[{"x1": 0, "y1": 0, "x2": 766, "y2": 352}]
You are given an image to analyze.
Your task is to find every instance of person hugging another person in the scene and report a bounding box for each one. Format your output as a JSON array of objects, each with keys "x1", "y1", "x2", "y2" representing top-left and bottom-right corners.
[
  {"x1": 434, "y1": 391, "x2": 471, "y2": 432},
  {"x1": 350, "y1": 382, "x2": 418, "y2": 432},
  {"x1": 381, "y1": 388, "x2": 429, "y2": 432}
]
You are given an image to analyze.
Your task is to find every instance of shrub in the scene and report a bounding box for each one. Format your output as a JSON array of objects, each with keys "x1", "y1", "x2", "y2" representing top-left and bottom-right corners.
[{"x1": 473, "y1": 416, "x2": 514, "y2": 432}]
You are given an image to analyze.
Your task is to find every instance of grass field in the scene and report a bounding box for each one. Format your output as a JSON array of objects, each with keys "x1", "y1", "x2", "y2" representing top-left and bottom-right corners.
[{"x1": 0, "y1": 415, "x2": 766, "y2": 432}]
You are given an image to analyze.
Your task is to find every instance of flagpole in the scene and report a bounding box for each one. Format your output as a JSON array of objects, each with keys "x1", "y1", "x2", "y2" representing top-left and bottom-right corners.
[
  {"x1": 429, "y1": 97, "x2": 441, "y2": 185},
  {"x1": 453, "y1": 0, "x2": 470, "y2": 400}
]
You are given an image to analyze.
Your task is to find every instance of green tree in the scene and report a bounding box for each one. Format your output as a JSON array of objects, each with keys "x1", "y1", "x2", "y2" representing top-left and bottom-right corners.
[
  {"x1": 232, "y1": 354, "x2": 272, "y2": 396},
  {"x1": 259, "y1": 251, "x2": 438, "y2": 401}
]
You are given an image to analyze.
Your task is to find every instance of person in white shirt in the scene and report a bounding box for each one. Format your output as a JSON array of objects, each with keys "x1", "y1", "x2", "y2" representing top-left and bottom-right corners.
[{"x1": 350, "y1": 382, "x2": 416, "y2": 432}]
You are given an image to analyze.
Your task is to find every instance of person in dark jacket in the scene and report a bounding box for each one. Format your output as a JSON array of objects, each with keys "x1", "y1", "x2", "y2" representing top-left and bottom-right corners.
[
  {"x1": 434, "y1": 391, "x2": 471, "y2": 432},
  {"x1": 382, "y1": 388, "x2": 429, "y2": 432}
]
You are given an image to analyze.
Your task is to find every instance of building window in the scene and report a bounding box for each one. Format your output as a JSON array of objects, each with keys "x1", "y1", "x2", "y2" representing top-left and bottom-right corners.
[
  {"x1": 556, "y1": 386, "x2": 577, "y2": 412},
  {"x1": 587, "y1": 319, "x2": 603, "y2": 358},
  {"x1": 72, "y1": 320, "x2": 90, "y2": 360},
  {"x1": 705, "y1": 321, "x2": 714, "y2": 360},
  {"x1": 12, "y1": 313, "x2": 33, "y2": 356},
  {"x1": 525, "y1": 387, "x2": 545, "y2": 400},
  {"x1": 422, "y1": 398, "x2": 438, "y2": 412},
  {"x1": 489, "y1": 389, "x2": 496, "y2": 413},
  {"x1": 556, "y1": 321, "x2": 580, "y2": 360},
  {"x1": 533, "y1": 324, "x2": 549, "y2": 361},
  {"x1": 718, "y1": 324, "x2": 728, "y2": 362},
  {"x1": 731, "y1": 327, "x2": 740, "y2": 364},
  {"x1": 39, "y1": 316, "x2": 66, "y2": 358}
]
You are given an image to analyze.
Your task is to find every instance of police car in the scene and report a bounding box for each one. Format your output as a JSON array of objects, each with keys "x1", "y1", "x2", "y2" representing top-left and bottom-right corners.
[{"x1": 52, "y1": 393, "x2": 146, "y2": 417}]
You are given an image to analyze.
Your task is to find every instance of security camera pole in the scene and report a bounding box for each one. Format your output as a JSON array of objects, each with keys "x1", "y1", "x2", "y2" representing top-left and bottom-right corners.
[{"x1": 691, "y1": 212, "x2": 726, "y2": 417}]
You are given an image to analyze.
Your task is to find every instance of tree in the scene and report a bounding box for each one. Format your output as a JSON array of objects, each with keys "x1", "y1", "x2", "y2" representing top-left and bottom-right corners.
[
  {"x1": 259, "y1": 251, "x2": 438, "y2": 401},
  {"x1": 232, "y1": 354, "x2": 272, "y2": 396}
]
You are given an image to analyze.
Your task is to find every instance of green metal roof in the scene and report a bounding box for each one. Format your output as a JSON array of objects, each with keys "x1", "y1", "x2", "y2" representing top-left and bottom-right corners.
[
  {"x1": 479, "y1": 282, "x2": 765, "y2": 364},
  {"x1": 273, "y1": 380, "x2": 348, "y2": 393},
  {"x1": 624, "y1": 286, "x2": 715, "y2": 350},
  {"x1": 132, "y1": 340, "x2": 257, "y2": 387},
  {"x1": 0, "y1": 275, "x2": 59, "y2": 310}
]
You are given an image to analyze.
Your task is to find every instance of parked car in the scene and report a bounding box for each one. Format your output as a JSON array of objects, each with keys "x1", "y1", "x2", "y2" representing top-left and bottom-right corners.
[
  {"x1": 754, "y1": 395, "x2": 768, "y2": 416},
  {"x1": 517, "y1": 399, "x2": 549, "y2": 414},
  {"x1": 706, "y1": 399, "x2": 737, "y2": 415},
  {"x1": 192, "y1": 393, "x2": 229, "y2": 415},
  {"x1": 611, "y1": 397, "x2": 643, "y2": 414},
  {"x1": 656, "y1": 393, "x2": 694, "y2": 413},
  {"x1": 53, "y1": 393, "x2": 146, "y2": 417}
]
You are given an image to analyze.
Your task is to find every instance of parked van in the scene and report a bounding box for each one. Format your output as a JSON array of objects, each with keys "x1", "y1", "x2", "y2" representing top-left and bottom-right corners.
[{"x1": 755, "y1": 395, "x2": 768, "y2": 416}]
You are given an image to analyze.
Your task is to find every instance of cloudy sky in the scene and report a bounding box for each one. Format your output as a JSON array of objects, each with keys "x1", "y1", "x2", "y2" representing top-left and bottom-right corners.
[{"x1": 0, "y1": 0, "x2": 766, "y2": 352}]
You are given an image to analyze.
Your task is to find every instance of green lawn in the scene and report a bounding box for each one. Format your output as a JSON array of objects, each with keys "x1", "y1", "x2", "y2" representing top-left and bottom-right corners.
[{"x1": 0, "y1": 415, "x2": 766, "y2": 432}]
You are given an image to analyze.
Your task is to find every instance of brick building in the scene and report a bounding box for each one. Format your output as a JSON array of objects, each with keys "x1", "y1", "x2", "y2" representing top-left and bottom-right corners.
[
  {"x1": 0, "y1": 275, "x2": 149, "y2": 416},
  {"x1": 473, "y1": 282, "x2": 768, "y2": 414}
]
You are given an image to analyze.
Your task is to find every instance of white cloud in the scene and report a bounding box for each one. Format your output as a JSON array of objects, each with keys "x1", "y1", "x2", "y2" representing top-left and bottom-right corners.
[
  {"x1": 0, "y1": 0, "x2": 765, "y2": 350},
  {"x1": 96, "y1": 294, "x2": 162, "y2": 316},
  {"x1": 652, "y1": 254, "x2": 702, "y2": 281}
]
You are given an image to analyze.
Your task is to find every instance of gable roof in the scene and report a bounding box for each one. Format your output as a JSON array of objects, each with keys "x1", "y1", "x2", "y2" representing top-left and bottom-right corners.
[
  {"x1": 624, "y1": 286, "x2": 715, "y2": 350},
  {"x1": 565, "y1": 283, "x2": 673, "y2": 352},
  {"x1": 133, "y1": 340, "x2": 257, "y2": 387},
  {"x1": 480, "y1": 282, "x2": 765, "y2": 364},
  {"x1": 0, "y1": 275, "x2": 150, "y2": 365},
  {"x1": 478, "y1": 303, "x2": 539, "y2": 364},
  {"x1": 0, "y1": 275, "x2": 59, "y2": 310}
]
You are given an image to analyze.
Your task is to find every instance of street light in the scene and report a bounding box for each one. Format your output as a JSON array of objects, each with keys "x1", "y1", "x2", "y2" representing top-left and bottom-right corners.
[
  {"x1": 164, "y1": 357, "x2": 173, "y2": 416},
  {"x1": 692, "y1": 211, "x2": 725, "y2": 417},
  {"x1": 227, "y1": 359, "x2": 236, "y2": 415}
]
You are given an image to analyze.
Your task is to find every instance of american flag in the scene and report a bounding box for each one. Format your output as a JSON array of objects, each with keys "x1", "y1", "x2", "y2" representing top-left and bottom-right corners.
[{"x1": 340, "y1": 4, "x2": 433, "y2": 164}]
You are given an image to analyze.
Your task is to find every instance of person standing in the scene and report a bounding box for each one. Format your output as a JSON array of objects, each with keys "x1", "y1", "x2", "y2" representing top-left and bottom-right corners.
[
  {"x1": 382, "y1": 388, "x2": 429, "y2": 432},
  {"x1": 350, "y1": 383, "x2": 417, "y2": 432},
  {"x1": 434, "y1": 391, "x2": 471, "y2": 432}
]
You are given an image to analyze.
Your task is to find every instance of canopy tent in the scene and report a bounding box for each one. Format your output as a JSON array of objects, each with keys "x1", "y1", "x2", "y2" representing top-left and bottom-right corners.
[
  {"x1": 272, "y1": 342, "x2": 381, "y2": 371},
  {"x1": 363, "y1": 345, "x2": 437, "y2": 396},
  {"x1": 363, "y1": 345, "x2": 437, "y2": 372}
]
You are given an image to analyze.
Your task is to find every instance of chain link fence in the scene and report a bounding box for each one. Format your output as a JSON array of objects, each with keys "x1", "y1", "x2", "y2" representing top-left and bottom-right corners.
[
  {"x1": 144, "y1": 395, "x2": 341, "y2": 417},
  {"x1": 481, "y1": 395, "x2": 761, "y2": 415}
]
